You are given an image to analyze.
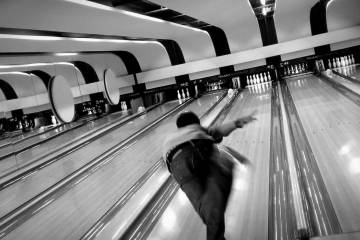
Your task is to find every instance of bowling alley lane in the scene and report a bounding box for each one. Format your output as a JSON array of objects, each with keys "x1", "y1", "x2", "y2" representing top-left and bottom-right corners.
[
  {"x1": 350, "y1": 64, "x2": 360, "y2": 79},
  {"x1": 0, "y1": 100, "x2": 181, "y2": 218},
  {"x1": 286, "y1": 75, "x2": 360, "y2": 232},
  {"x1": 328, "y1": 65, "x2": 360, "y2": 95},
  {"x1": 0, "y1": 110, "x2": 129, "y2": 177},
  {"x1": 147, "y1": 85, "x2": 272, "y2": 240},
  {"x1": 334, "y1": 64, "x2": 360, "y2": 81},
  {"x1": 0, "y1": 92, "x2": 225, "y2": 240}
]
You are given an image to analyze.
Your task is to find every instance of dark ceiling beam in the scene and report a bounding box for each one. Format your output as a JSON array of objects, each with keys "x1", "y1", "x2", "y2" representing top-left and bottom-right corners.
[
  {"x1": 27, "y1": 70, "x2": 51, "y2": 89},
  {"x1": 0, "y1": 27, "x2": 156, "y2": 42},
  {"x1": 112, "y1": 51, "x2": 142, "y2": 75},
  {"x1": 248, "y1": 0, "x2": 280, "y2": 65},
  {"x1": 0, "y1": 79, "x2": 24, "y2": 117},
  {"x1": 310, "y1": 1, "x2": 330, "y2": 55},
  {"x1": 72, "y1": 61, "x2": 104, "y2": 102},
  {"x1": 145, "y1": 7, "x2": 168, "y2": 14},
  {"x1": 202, "y1": 26, "x2": 234, "y2": 75},
  {"x1": 112, "y1": 0, "x2": 142, "y2": 6},
  {"x1": 158, "y1": 39, "x2": 190, "y2": 85}
]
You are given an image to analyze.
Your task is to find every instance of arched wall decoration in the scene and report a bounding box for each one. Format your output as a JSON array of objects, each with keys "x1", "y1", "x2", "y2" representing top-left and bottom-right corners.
[
  {"x1": 158, "y1": 39, "x2": 190, "y2": 85},
  {"x1": 202, "y1": 26, "x2": 235, "y2": 75},
  {"x1": 72, "y1": 61, "x2": 103, "y2": 101},
  {"x1": 112, "y1": 51, "x2": 142, "y2": 75},
  {"x1": 48, "y1": 75, "x2": 75, "y2": 123},
  {"x1": 27, "y1": 70, "x2": 51, "y2": 89},
  {"x1": 103, "y1": 69, "x2": 120, "y2": 105},
  {"x1": 0, "y1": 78, "x2": 23, "y2": 117},
  {"x1": 72, "y1": 61, "x2": 100, "y2": 84},
  {"x1": 310, "y1": 1, "x2": 331, "y2": 54}
]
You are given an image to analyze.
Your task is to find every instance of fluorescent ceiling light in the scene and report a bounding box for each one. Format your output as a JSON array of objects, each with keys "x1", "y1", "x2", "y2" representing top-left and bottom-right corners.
[
  {"x1": 169, "y1": 22, "x2": 207, "y2": 33},
  {"x1": 0, "y1": 71, "x2": 30, "y2": 76},
  {"x1": 260, "y1": 0, "x2": 266, "y2": 6},
  {"x1": 121, "y1": 11, "x2": 164, "y2": 23},
  {"x1": 72, "y1": 37, "x2": 159, "y2": 45},
  {"x1": 0, "y1": 34, "x2": 63, "y2": 41},
  {"x1": 65, "y1": 0, "x2": 164, "y2": 23},
  {"x1": 0, "y1": 62, "x2": 75, "y2": 70},
  {"x1": 55, "y1": 53, "x2": 78, "y2": 56},
  {"x1": 64, "y1": 0, "x2": 114, "y2": 11}
]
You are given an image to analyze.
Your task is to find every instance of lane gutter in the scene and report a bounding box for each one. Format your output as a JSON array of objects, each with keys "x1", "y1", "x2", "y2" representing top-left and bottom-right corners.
[
  {"x1": 320, "y1": 73, "x2": 360, "y2": 107},
  {"x1": 0, "y1": 101, "x2": 182, "y2": 190},
  {"x1": 280, "y1": 79, "x2": 342, "y2": 237},
  {"x1": 0, "y1": 98, "x2": 196, "y2": 239},
  {"x1": 80, "y1": 91, "x2": 229, "y2": 240},
  {"x1": 117, "y1": 90, "x2": 241, "y2": 240}
]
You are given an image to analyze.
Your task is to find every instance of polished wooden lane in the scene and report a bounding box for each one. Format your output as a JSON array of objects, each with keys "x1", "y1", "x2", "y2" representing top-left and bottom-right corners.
[
  {"x1": 147, "y1": 85, "x2": 272, "y2": 240},
  {"x1": 0, "y1": 101, "x2": 179, "y2": 218},
  {"x1": 287, "y1": 75, "x2": 360, "y2": 232},
  {"x1": 335, "y1": 64, "x2": 360, "y2": 80},
  {"x1": 326, "y1": 69, "x2": 360, "y2": 96},
  {"x1": 0, "y1": 110, "x2": 128, "y2": 177},
  {"x1": 1, "y1": 93, "x2": 225, "y2": 240}
]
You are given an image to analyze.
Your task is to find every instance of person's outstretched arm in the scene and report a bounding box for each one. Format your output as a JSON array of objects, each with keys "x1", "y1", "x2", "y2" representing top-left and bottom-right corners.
[{"x1": 212, "y1": 110, "x2": 257, "y2": 138}]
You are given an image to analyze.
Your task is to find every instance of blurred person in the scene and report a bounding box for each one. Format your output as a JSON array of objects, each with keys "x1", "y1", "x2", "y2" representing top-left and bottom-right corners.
[{"x1": 162, "y1": 110, "x2": 256, "y2": 240}]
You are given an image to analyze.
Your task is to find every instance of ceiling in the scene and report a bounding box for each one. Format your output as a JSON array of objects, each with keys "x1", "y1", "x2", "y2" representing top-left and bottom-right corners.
[{"x1": 0, "y1": 0, "x2": 358, "y2": 62}]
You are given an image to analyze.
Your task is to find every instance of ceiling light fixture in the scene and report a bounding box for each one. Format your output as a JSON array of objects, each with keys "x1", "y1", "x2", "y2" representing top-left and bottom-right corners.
[
  {"x1": 55, "y1": 53, "x2": 78, "y2": 56},
  {"x1": 0, "y1": 34, "x2": 63, "y2": 41},
  {"x1": 65, "y1": 0, "x2": 163, "y2": 23},
  {"x1": 260, "y1": 0, "x2": 266, "y2": 6},
  {"x1": 169, "y1": 22, "x2": 207, "y2": 33}
]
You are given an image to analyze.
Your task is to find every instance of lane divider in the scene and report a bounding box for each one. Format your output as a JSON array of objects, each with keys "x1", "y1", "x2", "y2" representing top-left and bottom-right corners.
[
  {"x1": 320, "y1": 72, "x2": 360, "y2": 107},
  {"x1": 0, "y1": 101, "x2": 179, "y2": 190},
  {"x1": 115, "y1": 90, "x2": 241, "y2": 240},
  {"x1": 281, "y1": 79, "x2": 342, "y2": 236},
  {"x1": 277, "y1": 81, "x2": 310, "y2": 238},
  {"x1": 0, "y1": 98, "x2": 196, "y2": 238},
  {"x1": 80, "y1": 91, "x2": 229, "y2": 240}
]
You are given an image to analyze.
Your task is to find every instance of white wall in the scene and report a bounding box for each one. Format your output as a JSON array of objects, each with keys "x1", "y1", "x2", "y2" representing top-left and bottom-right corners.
[
  {"x1": 189, "y1": 69, "x2": 220, "y2": 81},
  {"x1": 234, "y1": 59, "x2": 266, "y2": 71},
  {"x1": 0, "y1": 0, "x2": 215, "y2": 63},
  {"x1": 137, "y1": 26, "x2": 360, "y2": 82},
  {"x1": 151, "y1": 0, "x2": 263, "y2": 53},
  {"x1": 327, "y1": 0, "x2": 360, "y2": 50},
  {"x1": 275, "y1": 0, "x2": 317, "y2": 60}
]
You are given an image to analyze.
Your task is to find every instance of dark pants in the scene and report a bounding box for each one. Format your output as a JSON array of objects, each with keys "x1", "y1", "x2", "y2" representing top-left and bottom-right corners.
[{"x1": 170, "y1": 143, "x2": 233, "y2": 240}]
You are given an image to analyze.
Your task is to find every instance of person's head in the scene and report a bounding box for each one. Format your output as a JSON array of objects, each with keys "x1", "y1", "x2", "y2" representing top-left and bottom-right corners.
[{"x1": 176, "y1": 111, "x2": 200, "y2": 128}]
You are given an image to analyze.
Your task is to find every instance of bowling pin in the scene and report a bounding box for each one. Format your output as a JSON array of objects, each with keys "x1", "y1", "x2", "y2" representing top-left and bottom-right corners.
[
  {"x1": 344, "y1": 56, "x2": 349, "y2": 66},
  {"x1": 336, "y1": 57, "x2": 340, "y2": 68},
  {"x1": 341, "y1": 57, "x2": 346, "y2": 67},
  {"x1": 328, "y1": 59, "x2": 332, "y2": 69},
  {"x1": 264, "y1": 72, "x2": 268, "y2": 82},
  {"x1": 177, "y1": 90, "x2": 181, "y2": 100},
  {"x1": 181, "y1": 89, "x2": 186, "y2": 99},
  {"x1": 260, "y1": 73, "x2": 264, "y2": 83},
  {"x1": 246, "y1": 76, "x2": 249, "y2": 86},
  {"x1": 267, "y1": 72, "x2": 271, "y2": 81},
  {"x1": 332, "y1": 58, "x2": 336, "y2": 68},
  {"x1": 195, "y1": 84, "x2": 198, "y2": 96},
  {"x1": 186, "y1": 88, "x2": 190, "y2": 98}
]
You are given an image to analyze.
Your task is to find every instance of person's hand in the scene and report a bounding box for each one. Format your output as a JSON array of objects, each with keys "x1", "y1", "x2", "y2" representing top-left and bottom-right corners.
[{"x1": 235, "y1": 110, "x2": 257, "y2": 128}]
